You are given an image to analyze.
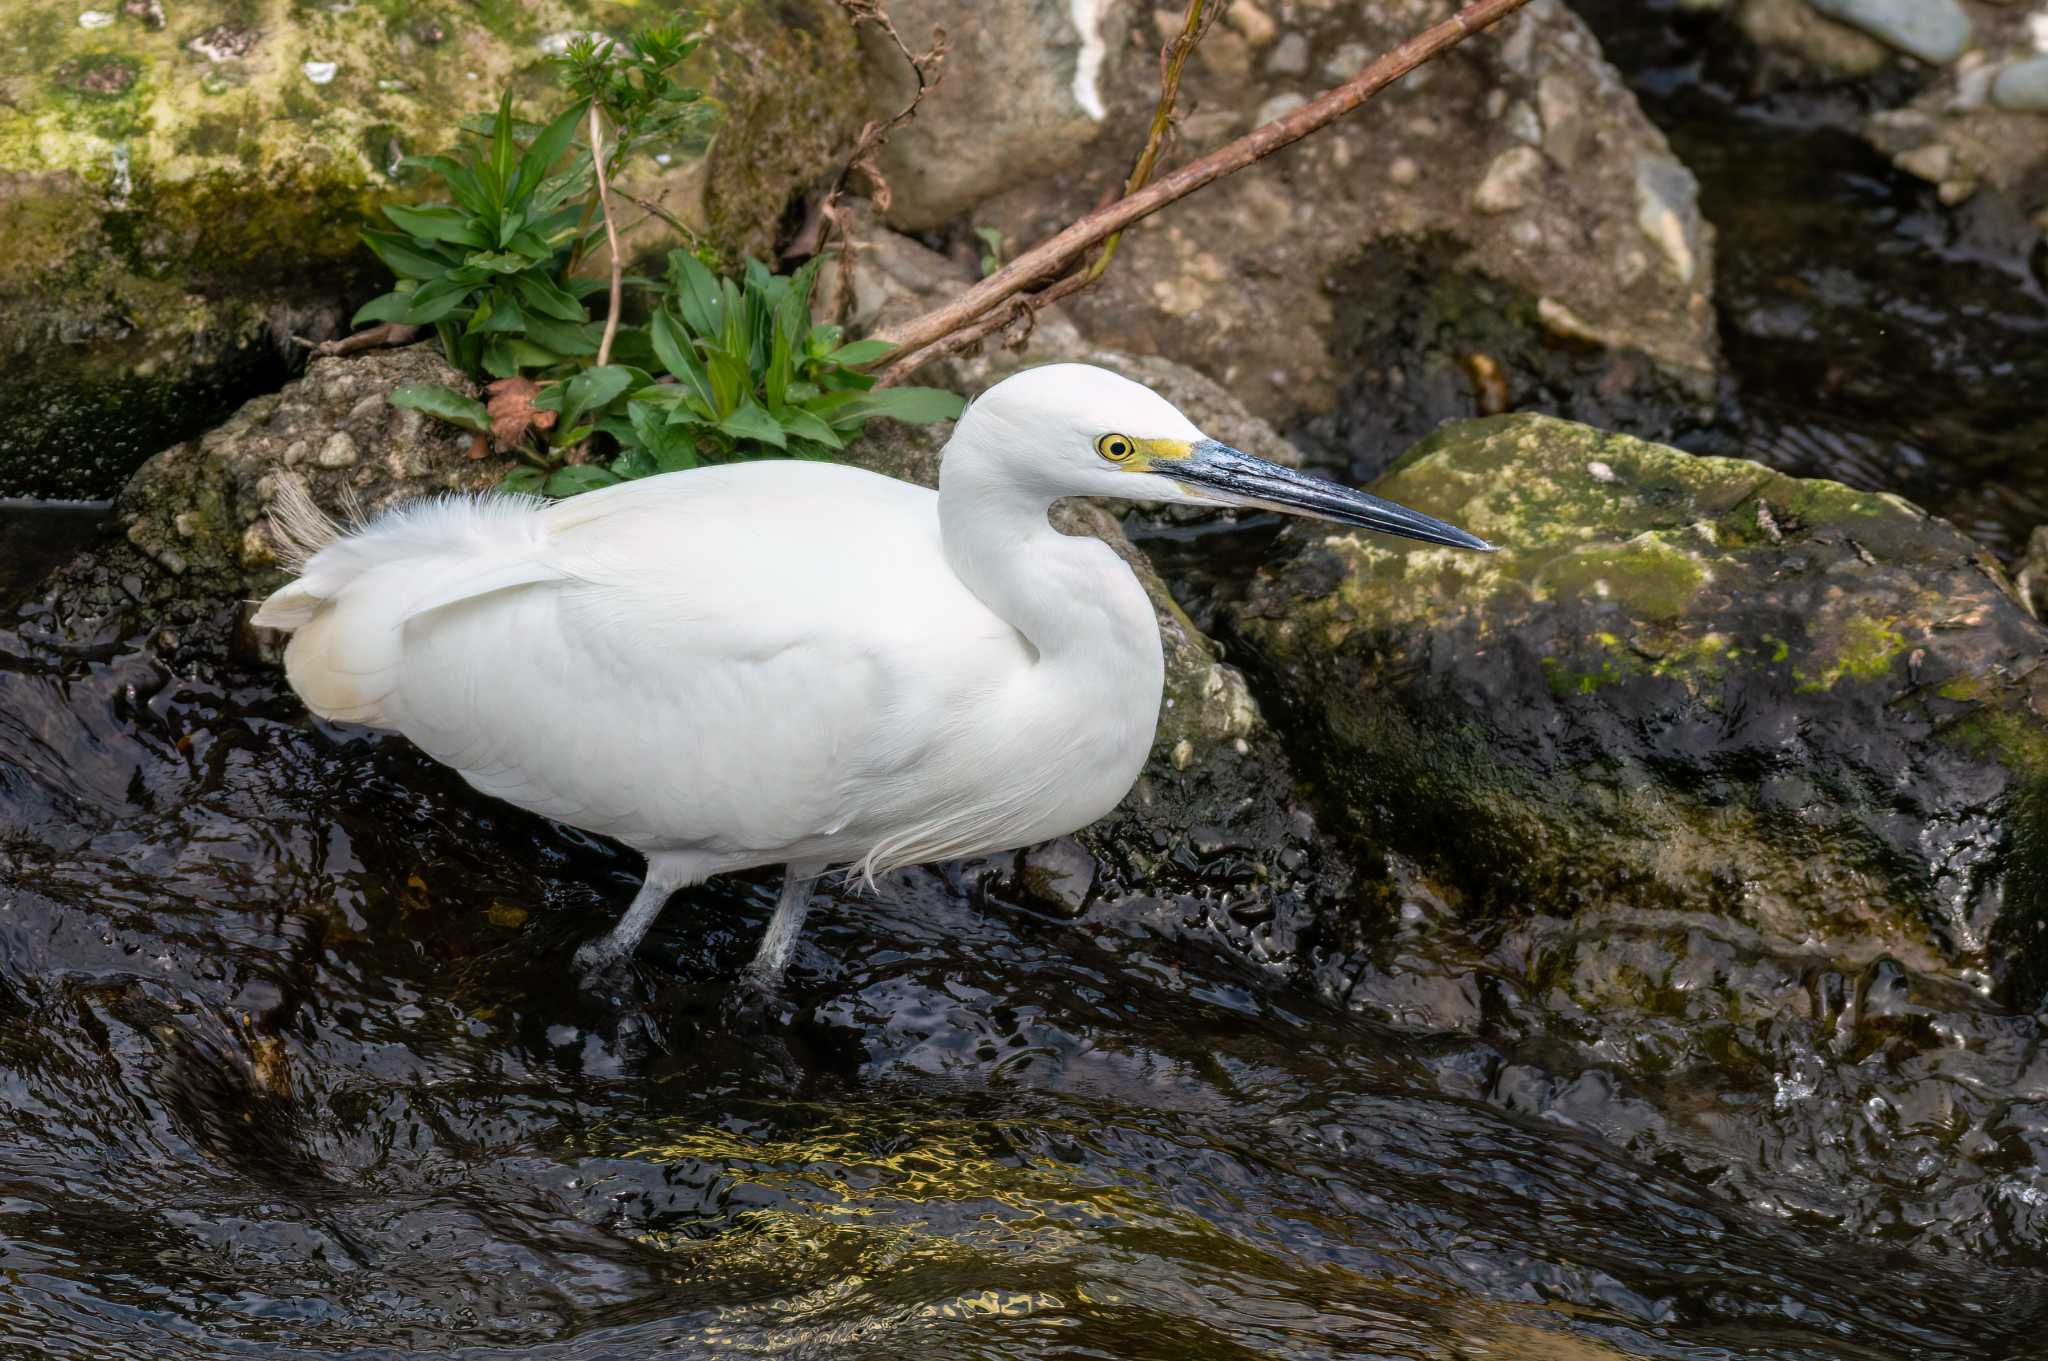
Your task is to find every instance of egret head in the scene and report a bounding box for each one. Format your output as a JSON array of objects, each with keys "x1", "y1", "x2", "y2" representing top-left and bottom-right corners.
[{"x1": 956, "y1": 363, "x2": 1494, "y2": 551}]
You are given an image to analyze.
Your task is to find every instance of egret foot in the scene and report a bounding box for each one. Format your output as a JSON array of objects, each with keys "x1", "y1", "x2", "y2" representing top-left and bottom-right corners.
[
  {"x1": 737, "y1": 863, "x2": 827, "y2": 993},
  {"x1": 572, "y1": 858, "x2": 694, "y2": 985}
]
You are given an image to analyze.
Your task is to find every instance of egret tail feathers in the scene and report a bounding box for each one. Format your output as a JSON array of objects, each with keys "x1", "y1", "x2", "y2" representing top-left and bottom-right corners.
[{"x1": 251, "y1": 490, "x2": 554, "y2": 727}]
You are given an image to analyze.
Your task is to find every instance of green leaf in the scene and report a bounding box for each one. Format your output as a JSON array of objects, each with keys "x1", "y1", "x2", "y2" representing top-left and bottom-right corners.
[
  {"x1": 351, "y1": 291, "x2": 414, "y2": 327},
  {"x1": 465, "y1": 249, "x2": 538, "y2": 274},
  {"x1": 545, "y1": 465, "x2": 622, "y2": 497},
  {"x1": 399, "y1": 155, "x2": 492, "y2": 218},
  {"x1": 703, "y1": 347, "x2": 751, "y2": 420},
  {"x1": 627, "y1": 399, "x2": 702, "y2": 472},
  {"x1": 508, "y1": 271, "x2": 587, "y2": 322},
  {"x1": 363, "y1": 229, "x2": 454, "y2": 281},
  {"x1": 488, "y1": 88, "x2": 517, "y2": 205},
  {"x1": 382, "y1": 203, "x2": 490, "y2": 248},
  {"x1": 668, "y1": 250, "x2": 723, "y2": 336},
  {"x1": 651, "y1": 307, "x2": 715, "y2": 409},
  {"x1": 556, "y1": 364, "x2": 635, "y2": 430},
  {"x1": 482, "y1": 337, "x2": 562, "y2": 378},
  {"x1": 403, "y1": 284, "x2": 478, "y2": 325},
  {"x1": 838, "y1": 385, "x2": 966, "y2": 426},
  {"x1": 513, "y1": 98, "x2": 589, "y2": 202},
  {"x1": 496, "y1": 208, "x2": 527, "y2": 250},
  {"x1": 825, "y1": 338, "x2": 895, "y2": 368},
  {"x1": 503, "y1": 466, "x2": 547, "y2": 495},
  {"x1": 775, "y1": 406, "x2": 844, "y2": 450},
  {"x1": 470, "y1": 291, "x2": 527, "y2": 333},
  {"x1": 522, "y1": 313, "x2": 600, "y2": 357},
  {"x1": 611, "y1": 444, "x2": 658, "y2": 480},
  {"x1": 552, "y1": 423, "x2": 598, "y2": 448},
  {"x1": 716, "y1": 399, "x2": 787, "y2": 450},
  {"x1": 388, "y1": 384, "x2": 490, "y2": 434}
]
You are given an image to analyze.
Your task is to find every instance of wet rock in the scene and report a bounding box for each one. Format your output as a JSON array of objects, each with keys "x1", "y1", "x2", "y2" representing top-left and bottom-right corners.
[
  {"x1": 857, "y1": 0, "x2": 1138, "y2": 229},
  {"x1": 967, "y1": 0, "x2": 1719, "y2": 435},
  {"x1": 1016, "y1": 837, "x2": 1097, "y2": 916},
  {"x1": 1228, "y1": 412, "x2": 2048, "y2": 1004},
  {"x1": 1804, "y1": 0, "x2": 1974, "y2": 63},
  {"x1": 0, "y1": 1, "x2": 865, "y2": 500}
]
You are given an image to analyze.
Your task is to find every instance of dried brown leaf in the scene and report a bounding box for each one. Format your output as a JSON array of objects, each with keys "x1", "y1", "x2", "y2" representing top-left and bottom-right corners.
[{"x1": 485, "y1": 376, "x2": 557, "y2": 453}]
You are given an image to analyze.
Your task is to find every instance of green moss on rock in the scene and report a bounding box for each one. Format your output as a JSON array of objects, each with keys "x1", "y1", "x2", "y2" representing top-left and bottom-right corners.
[
  {"x1": 1231, "y1": 412, "x2": 2048, "y2": 1004},
  {"x1": 0, "y1": 0, "x2": 864, "y2": 499}
]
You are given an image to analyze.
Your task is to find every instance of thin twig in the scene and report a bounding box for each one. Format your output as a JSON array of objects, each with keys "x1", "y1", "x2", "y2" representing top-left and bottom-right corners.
[
  {"x1": 1082, "y1": 0, "x2": 1219, "y2": 288},
  {"x1": 871, "y1": 0, "x2": 1532, "y2": 378},
  {"x1": 291, "y1": 322, "x2": 421, "y2": 356},
  {"x1": 619, "y1": 189, "x2": 693, "y2": 241},
  {"x1": 788, "y1": 1, "x2": 947, "y2": 260},
  {"x1": 590, "y1": 104, "x2": 623, "y2": 368}
]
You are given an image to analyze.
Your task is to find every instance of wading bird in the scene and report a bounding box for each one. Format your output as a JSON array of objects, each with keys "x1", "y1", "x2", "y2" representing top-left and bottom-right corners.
[{"x1": 255, "y1": 364, "x2": 1492, "y2": 986}]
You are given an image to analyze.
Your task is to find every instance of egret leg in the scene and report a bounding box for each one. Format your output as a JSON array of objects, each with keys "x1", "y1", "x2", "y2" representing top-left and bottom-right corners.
[
  {"x1": 573, "y1": 857, "x2": 694, "y2": 973},
  {"x1": 741, "y1": 862, "x2": 829, "y2": 989}
]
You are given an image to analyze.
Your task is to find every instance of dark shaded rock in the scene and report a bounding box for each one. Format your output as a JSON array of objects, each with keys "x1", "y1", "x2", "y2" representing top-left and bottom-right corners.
[{"x1": 1228, "y1": 412, "x2": 2048, "y2": 1004}]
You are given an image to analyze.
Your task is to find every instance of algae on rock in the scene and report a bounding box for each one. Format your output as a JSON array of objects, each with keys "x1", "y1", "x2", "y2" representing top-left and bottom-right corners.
[
  {"x1": 1230, "y1": 412, "x2": 2048, "y2": 1003},
  {"x1": 0, "y1": 0, "x2": 864, "y2": 499}
]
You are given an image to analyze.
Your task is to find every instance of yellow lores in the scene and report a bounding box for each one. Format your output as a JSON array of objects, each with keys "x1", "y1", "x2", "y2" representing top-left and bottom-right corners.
[{"x1": 1096, "y1": 433, "x2": 1192, "y2": 471}]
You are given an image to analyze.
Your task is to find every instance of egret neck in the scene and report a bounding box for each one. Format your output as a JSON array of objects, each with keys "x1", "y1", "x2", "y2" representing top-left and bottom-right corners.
[{"x1": 937, "y1": 416, "x2": 1161, "y2": 674}]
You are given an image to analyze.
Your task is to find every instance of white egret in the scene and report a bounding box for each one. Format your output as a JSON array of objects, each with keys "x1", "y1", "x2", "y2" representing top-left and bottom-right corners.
[{"x1": 254, "y1": 363, "x2": 1492, "y2": 985}]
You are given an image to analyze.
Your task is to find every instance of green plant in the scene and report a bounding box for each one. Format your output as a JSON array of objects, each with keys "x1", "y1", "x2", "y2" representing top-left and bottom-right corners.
[
  {"x1": 543, "y1": 252, "x2": 961, "y2": 495},
  {"x1": 356, "y1": 89, "x2": 604, "y2": 380},
  {"x1": 365, "y1": 22, "x2": 961, "y2": 498},
  {"x1": 972, "y1": 225, "x2": 1004, "y2": 277}
]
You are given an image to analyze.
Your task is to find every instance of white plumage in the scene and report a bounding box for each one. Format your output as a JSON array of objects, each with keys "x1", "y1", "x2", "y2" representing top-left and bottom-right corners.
[{"x1": 254, "y1": 363, "x2": 1491, "y2": 985}]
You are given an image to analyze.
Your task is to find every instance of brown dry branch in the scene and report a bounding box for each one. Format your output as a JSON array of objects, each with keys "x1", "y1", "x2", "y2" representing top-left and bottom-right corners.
[
  {"x1": 871, "y1": 0, "x2": 1533, "y2": 384},
  {"x1": 291, "y1": 322, "x2": 421, "y2": 357}
]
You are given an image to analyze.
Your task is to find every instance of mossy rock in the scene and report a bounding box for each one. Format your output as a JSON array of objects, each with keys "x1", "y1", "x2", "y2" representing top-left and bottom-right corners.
[
  {"x1": 0, "y1": 0, "x2": 863, "y2": 500},
  {"x1": 1230, "y1": 412, "x2": 2048, "y2": 1003}
]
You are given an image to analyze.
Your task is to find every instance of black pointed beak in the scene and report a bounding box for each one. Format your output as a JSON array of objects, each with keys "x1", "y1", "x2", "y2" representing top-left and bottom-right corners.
[{"x1": 1166, "y1": 440, "x2": 1496, "y2": 552}]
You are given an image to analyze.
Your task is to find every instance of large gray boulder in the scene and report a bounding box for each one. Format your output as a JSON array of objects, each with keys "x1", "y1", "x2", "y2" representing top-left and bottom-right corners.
[{"x1": 963, "y1": 0, "x2": 1720, "y2": 452}]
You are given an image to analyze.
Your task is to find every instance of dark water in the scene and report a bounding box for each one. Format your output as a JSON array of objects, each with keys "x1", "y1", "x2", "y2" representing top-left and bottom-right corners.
[
  {"x1": 1572, "y1": 0, "x2": 2048, "y2": 561},
  {"x1": 7, "y1": 519, "x2": 2045, "y2": 1359}
]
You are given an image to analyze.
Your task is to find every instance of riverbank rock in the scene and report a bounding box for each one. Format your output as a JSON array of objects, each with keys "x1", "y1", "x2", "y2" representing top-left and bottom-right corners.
[
  {"x1": 0, "y1": 0, "x2": 864, "y2": 501},
  {"x1": 1709, "y1": 1, "x2": 2048, "y2": 237},
  {"x1": 1228, "y1": 412, "x2": 2048, "y2": 1005},
  {"x1": 857, "y1": 0, "x2": 1139, "y2": 229},
  {"x1": 958, "y1": 0, "x2": 1719, "y2": 466}
]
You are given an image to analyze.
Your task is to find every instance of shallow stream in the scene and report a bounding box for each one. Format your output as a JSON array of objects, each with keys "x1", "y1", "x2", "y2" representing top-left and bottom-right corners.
[{"x1": 6, "y1": 5, "x2": 2048, "y2": 1356}]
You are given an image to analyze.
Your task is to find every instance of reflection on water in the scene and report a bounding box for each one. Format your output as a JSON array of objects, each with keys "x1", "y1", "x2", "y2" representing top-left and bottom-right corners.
[{"x1": 3, "y1": 517, "x2": 2043, "y2": 1358}]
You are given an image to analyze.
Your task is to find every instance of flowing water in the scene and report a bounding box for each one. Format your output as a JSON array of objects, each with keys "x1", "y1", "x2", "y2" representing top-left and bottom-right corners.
[
  {"x1": 9, "y1": 6, "x2": 2048, "y2": 1355},
  {"x1": 3, "y1": 510, "x2": 2040, "y2": 1359}
]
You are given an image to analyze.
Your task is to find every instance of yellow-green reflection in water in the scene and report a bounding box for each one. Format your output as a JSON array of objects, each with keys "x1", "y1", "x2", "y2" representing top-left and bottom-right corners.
[{"x1": 586, "y1": 1101, "x2": 1647, "y2": 1359}]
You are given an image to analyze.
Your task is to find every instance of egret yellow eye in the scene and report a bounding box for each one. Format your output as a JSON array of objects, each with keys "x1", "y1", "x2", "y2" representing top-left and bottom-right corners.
[{"x1": 1097, "y1": 433, "x2": 1135, "y2": 462}]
